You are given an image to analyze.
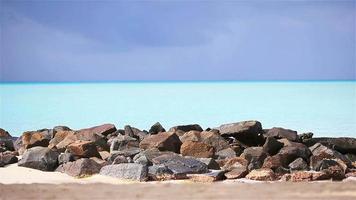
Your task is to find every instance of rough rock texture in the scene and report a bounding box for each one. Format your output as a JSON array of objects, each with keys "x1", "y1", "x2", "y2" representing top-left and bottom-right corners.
[
  {"x1": 241, "y1": 147, "x2": 267, "y2": 170},
  {"x1": 282, "y1": 171, "x2": 330, "y2": 182},
  {"x1": 67, "y1": 141, "x2": 101, "y2": 158},
  {"x1": 0, "y1": 152, "x2": 18, "y2": 167},
  {"x1": 309, "y1": 143, "x2": 351, "y2": 170},
  {"x1": 58, "y1": 153, "x2": 74, "y2": 165},
  {"x1": 152, "y1": 154, "x2": 208, "y2": 176},
  {"x1": 315, "y1": 159, "x2": 345, "y2": 180},
  {"x1": 18, "y1": 147, "x2": 59, "y2": 171},
  {"x1": 215, "y1": 148, "x2": 237, "y2": 160},
  {"x1": 0, "y1": 128, "x2": 15, "y2": 153},
  {"x1": 21, "y1": 130, "x2": 51, "y2": 149},
  {"x1": 194, "y1": 158, "x2": 220, "y2": 170},
  {"x1": 225, "y1": 167, "x2": 248, "y2": 179},
  {"x1": 303, "y1": 137, "x2": 356, "y2": 154},
  {"x1": 133, "y1": 148, "x2": 176, "y2": 165},
  {"x1": 263, "y1": 137, "x2": 283, "y2": 156},
  {"x1": 288, "y1": 158, "x2": 309, "y2": 171},
  {"x1": 180, "y1": 141, "x2": 214, "y2": 158},
  {"x1": 139, "y1": 132, "x2": 182, "y2": 153},
  {"x1": 265, "y1": 127, "x2": 298, "y2": 141},
  {"x1": 100, "y1": 163, "x2": 148, "y2": 181},
  {"x1": 188, "y1": 170, "x2": 225, "y2": 182},
  {"x1": 180, "y1": 131, "x2": 229, "y2": 152},
  {"x1": 48, "y1": 130, "x2": 75, "y2": 149},
  {"x1": 149, "y1": 122, "x2": 166, "y2": 135},
  {"x1": 246, "y1": 168, "x2": 276, "y2": 181},
  {"x1": 56, "y1": 158, "x2": 102, "y2": 177},
  {"x1": 55, "y1": 132, "x2": 77, "y2": 152},
  {"x1": 219, "y1": 120, "x2": 264, "y2": 146},
  {"x1": 169, "y1": 124, "x2": 203, "y2": 132},
  {"x1": 148, "y1": 165, "x2": 176, "y2": 180},
  {"x1": 74, "y1": 124, "x2": 116, "y2": 151},
  {"x1": 222, "y1": 157, "x2": 248, "y2": 171},
  {"x1": 109, "y1": 135, "x2": 139, "y2": 153}
]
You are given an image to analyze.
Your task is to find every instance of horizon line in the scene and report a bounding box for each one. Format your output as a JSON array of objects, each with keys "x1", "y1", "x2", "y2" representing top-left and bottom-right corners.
[{"x1": 1, "y1": 79, "x2": 356, "y2": 85}]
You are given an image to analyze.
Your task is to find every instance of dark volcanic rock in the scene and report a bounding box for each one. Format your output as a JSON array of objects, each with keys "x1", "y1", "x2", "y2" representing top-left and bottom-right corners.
[
  {"x1": 56, "y1": 158, "x2": 102, "y2": 177},
  {"x1": 265, "y1": 127, "x2": 298, "y2": 141},
  {"x1": 194, "y1": 157, "x2": 220, "y2": 170},
  {"x1": 148, "y1": 165, "x2": 176, "y2": 180},
  {"x1": 303, "y1": 137, "x2": 356, "y2": 154},
  {"x1": 180, "y1": 131, "x2": 229, "y2": 152},
  {"x1": 180, "y1": 141, "x2": 214, "y2": 158},
  {"x1": 139, "y1": 132, "x2": 182, "y2": 153},
  {"x1": 133, "y1": 148, "x2": 176, "y2": 166},
  {"x1": 152, "y1": 154, "x2": 208, "y2": 175},
  {"x1": 100, "y1": 163, "x2": 148, "y2": 181},
  {"x1": 315, "y1": 159, "x2": 345, "y2": 180},
  {"x1": 110, "y1": 147, "x2": 141, "y2": 158},
  {"x1": 124, "y1": 125, "x2": 142, "y2": 139},
  {"x1": 169, "y1": 124, "x2": 203, "y2": 132},
  {"x1": 218, "y1": 120, "x2": 264, "y2": 146},
  {"x1": 112, "y1": 155, "x2": 129, "y2": 165},
  {"x1": 215, "y1": 148, "x2": 237, "y2": 160},
  {"x1": 0, "y1": 128, "x2": 15, "y2": 152},
  {"x1": 298, "y1": 132, "x2": 313, "y2": 142},
  {"x1": 278, "y1": 144, "x2": 312, "y2": 165},
  {"x1": 288, "y1": 158, "x2": 309, "y2": 171},
  {"x1": 149, "y1": 122, "x2": 166, "y2": 135},
  {"x1": 309, "y1": 143, "x2": 351, "y2": 170},
  {"x1": 263, "y1": 137, "x2": 283, "y2": 156},
  {"x1": 18, "y1": 147, "x2": 59, "y2": 171},
  {"x1": 241, "y1": 147, "x2": 267, "y2": 170},
  {"x1": 0, "y1": 152, "x2": 18, "y2": 167},
  {"x1": 67, "y1": 141, "x2": 101, "y2": 158}
]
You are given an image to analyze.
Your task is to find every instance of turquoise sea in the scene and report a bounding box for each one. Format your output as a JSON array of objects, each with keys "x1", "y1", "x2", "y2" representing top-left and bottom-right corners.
[{"x1": 0, "y1": 81, "x2": 355, "y2": 137}]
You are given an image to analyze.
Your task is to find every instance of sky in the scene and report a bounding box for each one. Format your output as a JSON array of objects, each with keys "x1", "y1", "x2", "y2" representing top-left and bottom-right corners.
[{"x1": 0, "y1": 0, "x2": 355, "y2": 82}]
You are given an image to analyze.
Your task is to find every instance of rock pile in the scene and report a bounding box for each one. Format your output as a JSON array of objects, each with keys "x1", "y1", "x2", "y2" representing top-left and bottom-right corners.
[{"x1": 1, "y1": 121, "x2": 356, "y2": 182}]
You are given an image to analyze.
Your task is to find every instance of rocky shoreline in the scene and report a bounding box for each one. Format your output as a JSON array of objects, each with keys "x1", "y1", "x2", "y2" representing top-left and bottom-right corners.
[{"x1": 1, "y1": 121, "x2": 356, "y2": 182}]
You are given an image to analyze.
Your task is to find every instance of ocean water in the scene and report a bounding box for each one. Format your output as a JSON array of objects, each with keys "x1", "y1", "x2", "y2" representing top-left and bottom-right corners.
[{"x1": 0, "y1": 81, "x2": 355, "y2": 137}]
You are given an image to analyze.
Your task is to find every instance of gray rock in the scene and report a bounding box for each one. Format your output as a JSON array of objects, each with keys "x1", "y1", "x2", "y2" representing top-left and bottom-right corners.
[
  {"x1": 215, "y1": 148, "x2": 236, "y2": 160},
  {"x1": 100, "y1": 163, "x2": 148, "y2": 181},
  {"x1": 152, "y1": 154, "x2": 208, "y2": 175},
  {"x1": 58, "y1": 153, "x2": 74, "y2": 165},
  {"x1": 148, "y1": 164, "x2": 176, "y2": 180},
  {"x1": 133, "y1": 148, "x2": 176, "y2": 166},
  {"x1": 112, "y1": 155, "x2": 128, "y2": 165},
  {"x1": 18, "y1": 147, "x2": 59, "y2": 171},
  {"x1": 241, "y1": 147, "x2": 267, "y2": 170},
  {"x1": 110, "y1": 147, "x2": 141, "y2": 158},
  {"x1": 194, "y1": 157, "x2": 220, "y2": 170},
  {"x1": 0, "y1": 152, "x2": 18, "y2": 167},
  {"x1": 303, "y1": 137, "x2": 356, "y2": 154},
  {"x1": 109, "y1": 135, "x2": 139, "y2": 153}
]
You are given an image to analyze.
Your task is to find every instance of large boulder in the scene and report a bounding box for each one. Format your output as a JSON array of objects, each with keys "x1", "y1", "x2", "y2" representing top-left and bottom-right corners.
[
  {"x1": 67, "y1": 141, "x2": 101, "y2": 158},
  {"x1": 133, "y1": 148, "x2": 176, "y2": 165},
  {"x1": 222, "y1": 157, "x2": 248, "y2": 179},
  {"x1": 75, "y1": 124, "x2": 116, "y2": 151},
  {"x1": 18, "y1": 147, "x2": 59, "y2": 171},
  {"x1": 180, "y1": 131, "x2": 229, "y2": 152},
  {"x1": 0, "y1": 151, "x2": 18, "y2": 167},
  {"x1": 152, "y1": 154, "x2": 208, "y2": 176},
  {"x1": 180, "y1": 141, "x2": 214, "y2": 158},
  {"x1": 246, "y1": 168, "x2": 276, "y2": 181},
  {"x1": 263, "y1": 137, "x2": 283, "y2": 156},
  {"x1": 21, "y1": 129, "x2": 51, "y2": 149},
  {"x1": 314, "y1": 159, "x2": 345, "y2": 180},
  {"x1": 240, "y1": 147, "x2": 267, "y2": 170},
  {"x1": 149, "y1": 122, "x2": 166, "y2": 135},
  {"x1": 218, "y1": 120, "x2": 264, "y2": 146},
  {"x1": 303, "y1": 137, "x2": 356, "y2": 154},
  {"x1": 309, "y1": 143, "x2": 351, "y2": 170},
  {"x1": 169, "y1": 124, "x2": 203, "y2": 132},
  {"x1": 265, "y1": 127, "x2": 298, "y2": 141},
  {"x1": 56, "y1": 158, "x2": 102, "y2": 177},
  {"x1": 288, "y1": 158, "x2": 309, "y2": 171},
  {"x1": 139, "y1": 132, "x2": 182, "y2": 153},
  {"x1": 109, "y1": 135, "x2": 139, "y2": 153},
  {"x1": 48, "y1": 130, "x2": 75, "y2": 149},
  {"x1": 215, "y1": 148, "x2": 237, "y2": 160},
  {"x1": 54, "y1": 131, "x2": 77, "y2": 152},
  {"x1": 0, "y1": 128, "x2": 15, "y2": 152},
  {"x1": 100, "y1": 163, "x2": 148, "y2": 181}
]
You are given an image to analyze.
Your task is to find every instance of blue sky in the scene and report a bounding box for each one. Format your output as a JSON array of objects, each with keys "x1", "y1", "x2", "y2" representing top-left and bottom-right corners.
[{"x1": 0, "y1": 0, "x2": 355, "y2": 82}]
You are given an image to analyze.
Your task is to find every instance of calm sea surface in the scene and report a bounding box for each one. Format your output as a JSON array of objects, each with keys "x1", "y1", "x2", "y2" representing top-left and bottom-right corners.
[{"x1": 0, "y1": 81, "x2": 355, "y2": 137}]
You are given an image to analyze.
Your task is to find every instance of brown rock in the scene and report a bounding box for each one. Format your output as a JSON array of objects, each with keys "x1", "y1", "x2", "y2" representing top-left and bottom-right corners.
[
  {"x1": 246, "y1": 168, "x2": 276, "y2": 181},
  {"x1": 22, "y1": 130, "x2": 50, "y2": 149},
  {"x1": 180, "y1": 131, "x2": 229, "y2": 152},
  {"x1": 282, "y1": 171, "x2": 330, "y2": 182},
  {"x1": 48, "y1": 130, "x2": 75, "y2": 149},
  {"x1": 139, "y1": 132, "x2": 182, "y2": 153},
  {"x1": 169, "y1": 124, "x2": 203, "y2": 132},
  {"x1": 309, "y1": 143, "x2": 351, "y2": 170},
  {"x1": 263, "y1": 137, "x2": 283, "y2": 155},
  {"x1": 56, "y1": 158, "x2": 102, "y2": 177},
  {"x1": 99, "y1": 151, "x2": 110, "y2": 160},
  {"x1": 262, "y1": 155, "x2": 284, "y2": 171},
  {"x1": 55, "y1": 132, "x2": 77, "y2": 152},
  {"x1": 265, "y1": 127, "x2": 298, "y2": 141},
  {"x1": 188, "y1": 170, "x2": 225, "y2": 182},
  {"x1": 180, "y1": 141, "x2": 214, "y2": 158},
  {"x1": 67, "y1": 141, "x2": 101, "y2": 158},
  {"x1": 224, "y1": 168, "x2": 248, "y2": 179},
  {"x1": 222, "y1": 157, "x2": 248, "y2": 171}
]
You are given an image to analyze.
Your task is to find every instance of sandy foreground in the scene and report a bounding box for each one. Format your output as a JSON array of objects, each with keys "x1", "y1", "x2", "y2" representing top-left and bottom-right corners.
[{"x1": 1, "y1": 164, "x2": 356, "y2": 200}]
